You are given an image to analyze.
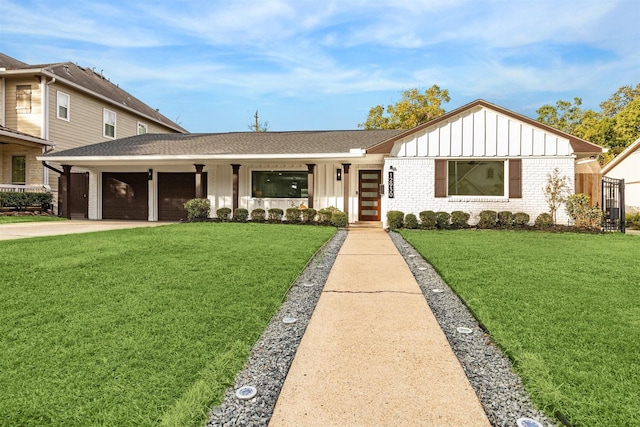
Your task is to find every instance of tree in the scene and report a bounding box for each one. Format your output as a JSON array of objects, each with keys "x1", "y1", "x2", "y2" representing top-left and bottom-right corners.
[
  {"x1": 536, "y1": 84, "x2": 640, "y2": 165},
  {"x1": 358, "y1": 85, "x2": 450, "y2": 129},
  {"x1": 544, "y1": 167, "x2": 570, "y2": 224},
  {"x1": 248, "y1": 110, "x2": 269, "y2": 132}
]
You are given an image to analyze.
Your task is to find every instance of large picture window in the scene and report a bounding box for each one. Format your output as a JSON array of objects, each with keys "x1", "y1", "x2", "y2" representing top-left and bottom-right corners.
[
  {"x1": 252, "y1": 171, "x2": 308, "y2": 198},
  {"x1": 448, "y1": 160, "x2": 504, "y2": 196}
]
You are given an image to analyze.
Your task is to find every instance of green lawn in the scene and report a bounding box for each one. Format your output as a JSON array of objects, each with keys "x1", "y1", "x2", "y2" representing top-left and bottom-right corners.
[
  {"x1": 0, "y1": 223, "x2": 335, "y2": 427},
  {"x1": 400, "y1": 229, "x2": 639, "y2": 427},
  {"x1": 0, "y1": 215, "x2": 65, "y2": 224}
]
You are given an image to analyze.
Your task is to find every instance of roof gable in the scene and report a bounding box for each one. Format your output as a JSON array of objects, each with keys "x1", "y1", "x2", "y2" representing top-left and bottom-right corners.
[
  {"x1": 368, "y1": 99, "x2": 603, "y2": 157},
  {"x1": 601, "y1": 137, "x2": 640, "y2": 175}
]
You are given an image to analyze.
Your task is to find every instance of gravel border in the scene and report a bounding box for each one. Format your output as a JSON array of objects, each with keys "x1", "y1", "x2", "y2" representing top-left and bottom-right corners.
[{"x1": 207, "y1": 229, "x2": 555, "y2": 427}]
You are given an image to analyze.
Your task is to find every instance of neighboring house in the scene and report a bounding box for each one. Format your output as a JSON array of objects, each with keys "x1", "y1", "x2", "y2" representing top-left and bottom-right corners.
[
  {"x1": 0, "y1": 125, "x2": 53, "y2": 191},
  {"x1": 0, "y1": 52, "x2": 187, "y2": 215},
  {"x1": 602, "y1": 137, "x2": 640, "y2": 213},
  {"x1": 40, "y1": 99, "x2": 603, "y2": 225}
]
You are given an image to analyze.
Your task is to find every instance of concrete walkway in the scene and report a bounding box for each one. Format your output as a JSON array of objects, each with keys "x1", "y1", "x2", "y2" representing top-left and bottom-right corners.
[
  {"x1": 0, "y1": 220, "x2": 170, "y2": 240},
  {"x1": 269, "y1": 228, "x2": 490, "y2": 427}
]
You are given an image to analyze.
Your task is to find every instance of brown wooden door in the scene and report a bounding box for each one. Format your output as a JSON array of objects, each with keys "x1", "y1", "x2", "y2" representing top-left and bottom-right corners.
[
  {"x1": 102, "y1": 172, "x2": 148, "y2": 220},
  {"x1": 358, "y1": 170, "x2": 381, "y2": 221},
  {"x1": 70, "y1": 173, "x2": 89, "y2": 218}
]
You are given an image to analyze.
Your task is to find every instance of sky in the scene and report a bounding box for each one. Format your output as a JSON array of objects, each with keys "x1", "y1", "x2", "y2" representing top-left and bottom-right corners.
[{"x1": 1, "y1": 0, "x2": 638, "y2": 133}]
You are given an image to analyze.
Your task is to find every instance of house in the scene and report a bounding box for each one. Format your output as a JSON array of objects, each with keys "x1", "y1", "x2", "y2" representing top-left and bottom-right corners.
[
  {"x1": 39, "y1": 100, "x2": 603, "y2": 225},
  {"x1": 0, "y1": 52, "x2": 188, "y2": 215},
  {"x1": 602, "y1": 137, "x2": 640, "y2": 213}
]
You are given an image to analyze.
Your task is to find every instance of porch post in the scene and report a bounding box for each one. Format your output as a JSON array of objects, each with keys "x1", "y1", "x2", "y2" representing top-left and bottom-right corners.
[
  {"x1": 231, "y1": 164, "x2": 241, "y2": 212},
  {"x1": 342, "y1": 163, "x2": 351, "y2": 218},
  {"x1": 194, "y1": 164, "x2": 205, "y2": 199},
  {"x1": 62, "y1": 165, "x2": 72, "y2": 220},
  {"x1": 306, "y1": 164, "x2": 315, "y2": 208}
]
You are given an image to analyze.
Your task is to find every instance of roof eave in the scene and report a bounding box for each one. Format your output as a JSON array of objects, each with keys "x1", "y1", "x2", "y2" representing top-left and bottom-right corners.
[{"x1": 601, "y1": 137, "x2": 640, "y2": 174}]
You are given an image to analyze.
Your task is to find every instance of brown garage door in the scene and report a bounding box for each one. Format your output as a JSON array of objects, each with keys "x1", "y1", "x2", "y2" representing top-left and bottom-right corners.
[
  {"x1": 102, "y1": 172, "x2": 148, "y2": 220},
  {"x1": 158, "y1": 173, "x2": 206, "y2": 221}
]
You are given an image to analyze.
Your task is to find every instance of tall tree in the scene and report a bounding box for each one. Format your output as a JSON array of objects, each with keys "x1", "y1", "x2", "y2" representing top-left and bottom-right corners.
[
  {"x1": 359, "y1": 85, "x2": 450, "y2": 129},
  {"x1": 248, "y1": 110, "x2": 269, "y2": 132}
]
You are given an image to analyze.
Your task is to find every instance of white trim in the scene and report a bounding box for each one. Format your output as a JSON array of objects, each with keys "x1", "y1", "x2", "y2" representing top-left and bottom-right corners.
[
  {"x1": 601, "y1": 137, "x2": 640, "y2": 174},
  {"x1": 1, "y1": 77, "x2": 5, "y2": 126},
  {"x1": 0, "y1": 129, "x2": 54, "y2": 146},
  {"x1": 137, "y1": 121, "x2": 148, "y2": 135}
]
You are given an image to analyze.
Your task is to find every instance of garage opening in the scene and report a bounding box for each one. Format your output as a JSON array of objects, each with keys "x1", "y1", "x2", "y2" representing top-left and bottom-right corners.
[
  {"x1": 158, "y1": 172, "x2": 207, "y2": 221},
  {"x1": 102, "y1": 172, "x2": 149, "y2": 220}
]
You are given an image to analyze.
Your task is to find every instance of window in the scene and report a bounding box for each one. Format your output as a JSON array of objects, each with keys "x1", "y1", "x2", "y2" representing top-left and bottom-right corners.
[
  {"x1": 103, "y1": 109, "x2": 116, "y2": 138},
  {"x1": 251, "y1": 171, "x2": 308, "y2": 198},
  {"x1": 448, "y1": 160, "x2": 504, "y2": 196},
  {"x1": 137, "y1": 122, "x2": 148, "y2": 135},
  {"x1": 57, "y1": 91, "x2": 70, "y2": 120},
  {"x1": 16, "y1": 85, "x2": 32, "y2": 114},
  {"x1": 12, "y1": 156, "x2": 26, "y2": 184}
]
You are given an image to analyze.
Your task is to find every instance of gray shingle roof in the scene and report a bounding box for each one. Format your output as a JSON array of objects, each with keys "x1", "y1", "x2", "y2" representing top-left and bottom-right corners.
[
  {"x1": 43, "y1": 130, "x2": 405, "y2": 158},
  {"x1": 0, "y1": 53, "x2": 187, "y2": 133}
]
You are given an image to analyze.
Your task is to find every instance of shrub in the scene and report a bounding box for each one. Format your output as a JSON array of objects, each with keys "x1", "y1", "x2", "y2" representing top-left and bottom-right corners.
[
  {"x1": 497, "y1": 211, "x2": 514, "y2": 227},
  {"x1": 535, "y1": 212, "x2": 554, "y2": 228},
  {"x1": 317, "y1": 208, "x2": 333, "y2": 224},
  {"x1": 404, "y1": 213, "x2": 419, "y2": 229},
  {"x1": 450, "y1": 211, "x2": 470, "y2": 229},
  {"x1": 318, "y1": 206, "x2": 338, "y2": 224},
  {"x1": 301, "y1": 208, "x2": 317, "y2": 223},
  {"x1": 513, "y1": 212, "x2": 530, "y2": 226},
  {"x1": 330, "y1": 211, "x2": 348, "y2": 228},
  {"x1": 250, "y1": 208, "x2": 266, "y2": 222},
  {"x1": 0, "y1": 191, "x2": 53, "y2": 211},
  {"x1": 419, "y1": 210, "x2": 437, "y2": 229},
  {"x1": 435, "y1": 211, "x2": 450, "y2": 229},
  {"x1": 477, "y1": 210, "x2": 497, "y2": 229},
  {"x1": 285, "y1": 207, "x2": 301, "y2": 223},
  {"x1": 565, "y1": 194, "x2": 603, "y2": 229},
  {"x1": 267, "y1": 208, "x2": 284, "y2": 223},
  {"x1": 625, "y1": 211, "x2": 640, "y2": 229},
  {"x1": 216, "y1": 207, "x2": 232, "y2": 221},
  {"x1": 544, "y1": 167, "x2": 570, "y2": 224},
  {"x1": 234, "y1": 208, "x2": 249, "y2": 222},
  {"x1": 387, "y1": 210, "x2": 404, "y2": 230},
  {"x1": 183, "y1": 198, "x2": 211, "y2": 220}
]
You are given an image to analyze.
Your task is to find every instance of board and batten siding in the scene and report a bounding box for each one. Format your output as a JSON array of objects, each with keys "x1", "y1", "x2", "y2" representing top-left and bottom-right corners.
[{"x1": 383, "y1": 105, "x2": 576, "y2": 225}]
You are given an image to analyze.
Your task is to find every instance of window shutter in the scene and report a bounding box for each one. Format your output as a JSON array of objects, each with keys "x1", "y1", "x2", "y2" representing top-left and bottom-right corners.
[
  {"x1": 509, "y1": 159, "x2": 522, "y2": 198},
  {"x1": 434, "y1": 160, "x2": 447, "y2": 198}
]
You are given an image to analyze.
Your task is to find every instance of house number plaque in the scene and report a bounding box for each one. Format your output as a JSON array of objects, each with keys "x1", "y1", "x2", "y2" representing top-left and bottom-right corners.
[{"x1": 388, "y1": 171, "x2": 395, "y2": 198}]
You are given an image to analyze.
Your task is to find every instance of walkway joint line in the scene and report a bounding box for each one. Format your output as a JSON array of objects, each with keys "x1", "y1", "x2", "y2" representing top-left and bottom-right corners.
[{"x1": 323, "y1": 289, "x2": 422, "y2": 295}]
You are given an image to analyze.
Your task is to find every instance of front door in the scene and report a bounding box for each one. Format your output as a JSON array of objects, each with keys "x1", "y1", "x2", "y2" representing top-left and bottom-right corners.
[{"x1": 358, "y1": 170, "x2": 381, "y2": 221}]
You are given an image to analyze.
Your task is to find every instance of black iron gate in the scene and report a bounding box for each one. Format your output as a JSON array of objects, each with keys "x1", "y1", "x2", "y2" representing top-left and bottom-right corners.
[{"x1": 602, "y1": 176, "x2": 625, "y2": 232}]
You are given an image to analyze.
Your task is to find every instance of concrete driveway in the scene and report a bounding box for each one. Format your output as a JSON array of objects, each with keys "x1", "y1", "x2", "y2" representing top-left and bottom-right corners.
[{"x1": 0, "y1": 220, "x2": 172, "y2": 241}]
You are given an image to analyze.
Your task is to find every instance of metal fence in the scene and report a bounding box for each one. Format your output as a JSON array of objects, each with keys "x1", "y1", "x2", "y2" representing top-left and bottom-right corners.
[{"x1": 602, "y1": 176, "x2": 625, "y2": 232}]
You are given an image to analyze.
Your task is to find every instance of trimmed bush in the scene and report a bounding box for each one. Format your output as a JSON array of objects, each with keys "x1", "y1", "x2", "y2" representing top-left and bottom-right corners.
[
  {"x1": 250, "y1": 208, "x2": 266, "y2": 222},
  {"x1": 625, "y1": 211, "x2": 640, "y2": 229},
  {"x1": 535, "y1": 212, "x2": 554, "y2": 228},
  {"x1": 317, "y1": 208, "x2": 333, "y2": 224},
  {"x1": 234, "y1": 208, "x2": 249, "y2": 222},
  {"x1": 514, "y1": 212, "x2": 530, "y2": 226},
  {"x1": 267, "y1": 208, "x2": 284, "y2": 223},
  {"x1": 183, "y1": 198, "x2": 211, "y2": 220},
  {"x1": 216, "y1": 207, "x2": 232, "y2": 221},
  {"x1": 497, "y1": 211, "x2": 514, "y2": 227},
  {"x1": 565, "y1": 194, "x2": 603, "y2": 229},
  {"x1": 301, "y1": 208, "x2": 317, "y2": 223},
  {"x1": 435, "y1": 211, "x2": 450, "y2": 229},
  {"x1": 387, "y1": 210, "x2": 404, "y2": 230},
  {"x1": 0, "y1": 191, "x2": 53, "y2": 211},
  {"x1": 477, "y1": 210, "x2": 497, "y2": 229},
  {"x1": 404, "y1": 213, "x2": 419, "y2": 229},
  {"x1": 330, "y1": 211, "x2": 348, "y2": 228},
  {"x1": 285, "y1": 207, "x2": 302, "y2": 223},
  {"x1": 450, "y1": 211, "x2": 470, "y2": 229},
  {"x1": 419, "y1": 210, "x2": 437, "y2": 229}
]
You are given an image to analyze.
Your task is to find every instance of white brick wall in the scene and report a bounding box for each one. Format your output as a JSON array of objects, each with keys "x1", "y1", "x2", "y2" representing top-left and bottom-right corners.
[{"x1": 382, "y1": 157, "x2": 575, "y2": 227}]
